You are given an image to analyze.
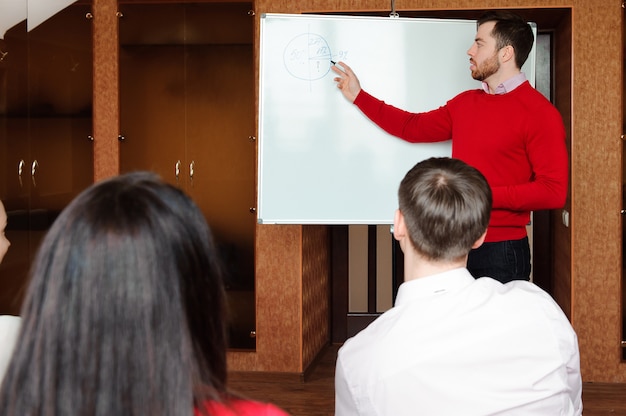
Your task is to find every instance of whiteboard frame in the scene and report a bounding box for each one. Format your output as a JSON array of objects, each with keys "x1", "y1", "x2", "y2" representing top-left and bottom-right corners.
[{"x1": 257, "y1": 13, "x2": 536, "y2": 225}]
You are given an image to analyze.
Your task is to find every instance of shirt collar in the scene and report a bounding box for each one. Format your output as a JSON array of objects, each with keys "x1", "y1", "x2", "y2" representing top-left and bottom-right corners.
[
  {"x1": 481, "y1": 72, "x2": 527, "y2": 95},
  {"x1": 394, "y1": 268, "x2": 476, "y2": 306}
]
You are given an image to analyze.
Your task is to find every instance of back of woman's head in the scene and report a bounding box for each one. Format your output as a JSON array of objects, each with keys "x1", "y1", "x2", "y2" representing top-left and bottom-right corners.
[{"x1": 0, "y1": 171, "x2": 227, "y2": 415}]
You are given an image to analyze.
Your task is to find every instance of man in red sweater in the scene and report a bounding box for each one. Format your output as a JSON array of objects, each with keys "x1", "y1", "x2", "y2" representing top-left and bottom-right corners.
[{"x1": 331, "y1": 10, "x2": 568, "y2": 283}]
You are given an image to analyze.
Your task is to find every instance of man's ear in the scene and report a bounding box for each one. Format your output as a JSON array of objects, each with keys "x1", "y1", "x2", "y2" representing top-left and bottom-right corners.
[
  {"x1": 500, "y1": 45, "x2": 515, "y2": 64},
  {"x1": 472, "y1": 231, "x2": 488, "y2": 249},
  {"x1": 393, "y1": 209, "x2": 406, "y2": 242}
]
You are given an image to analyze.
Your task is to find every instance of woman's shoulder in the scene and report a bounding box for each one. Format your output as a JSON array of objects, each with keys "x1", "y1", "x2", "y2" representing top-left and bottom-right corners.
[{"x1": 198, "y1": 399, "x2": 290, "y2": 416}]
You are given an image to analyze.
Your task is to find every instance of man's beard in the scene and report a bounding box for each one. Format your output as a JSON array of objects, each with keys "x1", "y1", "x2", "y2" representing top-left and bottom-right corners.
[{"x1": 471, "y1": 52, "x2": 500, "y2": 81}]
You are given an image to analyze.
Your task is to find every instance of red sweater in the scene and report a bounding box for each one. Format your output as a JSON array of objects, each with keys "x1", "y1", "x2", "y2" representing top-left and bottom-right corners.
[
  {"x1": 197, "y1": 399, "x2": 290, "y2": 415},
  {"x1": 354, "y1": 81, "x2": 568, "y2": 243}
]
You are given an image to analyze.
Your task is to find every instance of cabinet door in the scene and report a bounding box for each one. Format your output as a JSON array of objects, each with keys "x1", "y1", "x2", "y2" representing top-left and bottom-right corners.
[
  {"x1": 118, "y1": 2, "x2": 256, "y2": 350},
  {"x1": 26, "y1": 3, "x2": 94, "y2": 215},
  {"x1": 0, "y1": 4, "x2": 94, "y2": 315},
  {"x1": 0, "y1": 14, "x2": 29, "y2": 313},
  {"x1": 185, "y1": 44, "x2": 256, "y2": 350},
  {"x1": 119, "y1": 44, "x2": 186, "y2": 183},
  {"x1": 185, "y1": 44, "x2": 256, "y2": 291}
]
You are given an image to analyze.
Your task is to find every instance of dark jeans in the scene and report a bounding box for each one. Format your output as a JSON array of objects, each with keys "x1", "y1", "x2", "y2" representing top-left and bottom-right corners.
[{"x1": 467, "y1": 237, "x2": 531, "y2": 283}]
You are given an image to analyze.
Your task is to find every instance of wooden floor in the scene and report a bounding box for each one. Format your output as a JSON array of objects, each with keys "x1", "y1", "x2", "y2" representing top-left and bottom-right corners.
[{"x1": 229, "y1": 344, "x2": 626, "y2": 416}]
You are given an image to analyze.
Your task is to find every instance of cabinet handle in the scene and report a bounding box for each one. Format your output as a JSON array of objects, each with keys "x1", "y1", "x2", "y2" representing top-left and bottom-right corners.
[
  {"x1": 189, "y1": 160, "x2": 195, "y2": 179},
  {"x1": 175, "y1": 160, "x2": 181, "y2": 179},
  {"x1": 18, "y1": 159, "x2": 25, "y2": 187},
  {"x1": 31, "y1": 160, "x2": 39, "y2": 187}
]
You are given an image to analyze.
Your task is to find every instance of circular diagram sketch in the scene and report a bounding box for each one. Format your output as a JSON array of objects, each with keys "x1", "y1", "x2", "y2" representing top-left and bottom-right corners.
[{"x1": 283, "y1": 33, "x2": 332, "y2": 81}]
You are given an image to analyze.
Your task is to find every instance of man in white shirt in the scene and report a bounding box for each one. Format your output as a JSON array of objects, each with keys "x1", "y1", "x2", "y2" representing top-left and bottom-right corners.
[{"x1": 334, "y1": 157, "x2": 582, "y2": 416}]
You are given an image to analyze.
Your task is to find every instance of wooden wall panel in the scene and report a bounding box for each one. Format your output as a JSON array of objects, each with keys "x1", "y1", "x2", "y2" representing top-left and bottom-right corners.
[
  {"x1": 570, "y1": 0, "x2": 624, "y2": 381},
  {"x1": 92, "y1": 0, "x2": 119, "y2": 182},
  {"x1": 302, "y1": 225, "x2": 330, "y2": 370}
]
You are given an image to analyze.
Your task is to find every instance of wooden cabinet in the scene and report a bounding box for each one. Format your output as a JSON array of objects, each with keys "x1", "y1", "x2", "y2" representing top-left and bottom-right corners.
[
  {"x1": 0, "y1": 4, "x2": 94, "y2": 315},
  {"x1": 117, "y1": 2, "x2": 257, "y2": 350}
]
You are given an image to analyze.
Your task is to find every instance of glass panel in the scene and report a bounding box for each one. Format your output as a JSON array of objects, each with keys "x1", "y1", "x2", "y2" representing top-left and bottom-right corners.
[
  {"x1": 119, "y1": 2, "x2": 256, "y2": 350},
  {"x1": 0, "y1": 18, "x2": 29, "y2": 315},
  {"x1": 0, "y1": 2, "x2": 94, "y2": 315}
]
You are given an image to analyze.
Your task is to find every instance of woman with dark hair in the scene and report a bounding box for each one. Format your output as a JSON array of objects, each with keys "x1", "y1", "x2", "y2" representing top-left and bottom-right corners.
[{"x1": 0, "y1": 172, "x2": 289, "y2": 416}]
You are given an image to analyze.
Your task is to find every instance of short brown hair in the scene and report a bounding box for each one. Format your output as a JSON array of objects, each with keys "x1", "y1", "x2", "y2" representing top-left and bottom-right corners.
[{"x1": 398, "y1": 157, "x2": 492, "y2": 262}]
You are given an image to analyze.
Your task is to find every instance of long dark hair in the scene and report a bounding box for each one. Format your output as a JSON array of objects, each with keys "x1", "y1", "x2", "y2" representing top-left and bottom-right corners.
[{"x1": 0, "y1": 172, "x2": 228, "y2": 415}]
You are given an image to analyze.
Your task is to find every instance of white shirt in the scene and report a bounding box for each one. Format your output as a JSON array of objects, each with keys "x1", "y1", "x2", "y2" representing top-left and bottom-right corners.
[
  {"x1": 0, "y1": 315, "x2": 21, "y2": 382},
  {"x1": 335, "y1": 268, "x2": 582, "y2": 416}
]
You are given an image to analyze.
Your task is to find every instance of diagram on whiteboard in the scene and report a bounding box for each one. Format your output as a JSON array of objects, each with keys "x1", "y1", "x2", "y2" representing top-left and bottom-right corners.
[{"x1": 283, "y1": 32, "x2": 347, "y2": 81}]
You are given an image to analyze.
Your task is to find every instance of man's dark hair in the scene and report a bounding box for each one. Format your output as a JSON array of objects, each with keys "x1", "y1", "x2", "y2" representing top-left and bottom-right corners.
[
  {"x1": 477, "y1": 10, "x2": 534, "y2": 69},
  {"x1": 398, "y1": 157, "x2": 492, "y2": 262}
]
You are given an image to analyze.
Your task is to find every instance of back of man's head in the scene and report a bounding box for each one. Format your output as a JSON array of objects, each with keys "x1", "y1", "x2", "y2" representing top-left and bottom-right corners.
[{"x1": 398, "y1": 157, "x2": 492, "y2": 263}]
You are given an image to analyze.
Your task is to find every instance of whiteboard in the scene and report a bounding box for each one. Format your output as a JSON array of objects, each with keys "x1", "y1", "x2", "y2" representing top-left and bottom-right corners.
[{"x1": 258, "y1": 13, "x2": 536, "y2": 224}]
